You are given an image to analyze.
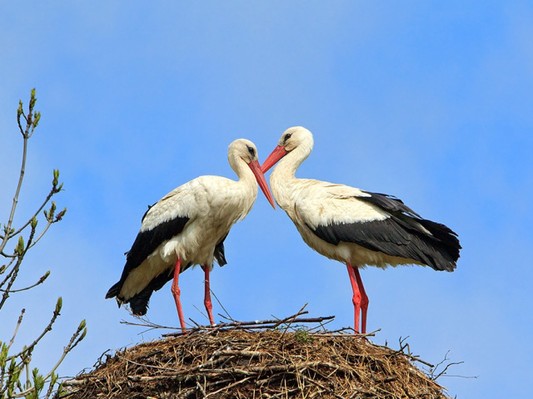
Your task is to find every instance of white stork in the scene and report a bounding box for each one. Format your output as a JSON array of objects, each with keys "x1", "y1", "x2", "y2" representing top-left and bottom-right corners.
[
  {"x1": 106, "y1": 139, "x2": 275, "y2": 330},
  {"x1": 261, "y1": 126, "x2": 461, "y2": 333}
]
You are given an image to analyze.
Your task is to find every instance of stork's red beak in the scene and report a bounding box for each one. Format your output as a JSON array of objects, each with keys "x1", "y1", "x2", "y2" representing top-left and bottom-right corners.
[
  {"x1": 261, "y1": 145, "x2": 288, "y2": 173},
  {"x1": 248, "y1": 160, "x2": 276, "y2": 209}
]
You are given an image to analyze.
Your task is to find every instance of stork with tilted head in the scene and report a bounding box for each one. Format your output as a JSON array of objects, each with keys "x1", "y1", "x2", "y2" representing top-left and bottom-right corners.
[
  {"x1": 106, "y1": 139, "x2": 275, "y2": 330},
  {"x1": 261, "y1": 126, "x2": 460, "y2": 333}
]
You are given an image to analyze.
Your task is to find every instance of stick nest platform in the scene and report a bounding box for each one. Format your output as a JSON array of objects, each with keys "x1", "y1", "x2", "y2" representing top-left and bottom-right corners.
[{"x1": 61, "y1": 313, "x2": 450, "y2": 399}]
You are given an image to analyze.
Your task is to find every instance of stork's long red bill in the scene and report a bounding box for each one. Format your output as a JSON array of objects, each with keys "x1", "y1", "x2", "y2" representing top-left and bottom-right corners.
[
  {"x1": 261, "y1": 145, "x2": 288, "y2": 174},
  {"x1": 248, "y1": 159, "x2": 276, "y2": 209}
]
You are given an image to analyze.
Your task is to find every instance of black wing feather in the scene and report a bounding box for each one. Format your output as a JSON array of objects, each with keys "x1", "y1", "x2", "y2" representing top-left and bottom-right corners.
[
  {"x1": 310, "y1": 191, "x2": 461, "y2": 271},
  {"x1": 128, "y1": 268, "x2": 174, "y2": 315},
  {"x1": 125, "y1": 216, "x2": 190, "y2": 272},
  {"x1": 105, "y1": 215, "x2": 190, "y2": 299}
]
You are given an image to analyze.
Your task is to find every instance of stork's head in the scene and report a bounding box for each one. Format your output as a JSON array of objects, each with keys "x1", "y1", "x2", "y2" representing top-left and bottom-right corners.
[
  {"x1": 228, "y1": 138, "x2": 259, "y2": 165},
  {"x1": 261, "y1": 126, "x2": 314, "y2": 173},
  {"x1": 228, "y1": 139, "x2": 276, "y2": 208}
]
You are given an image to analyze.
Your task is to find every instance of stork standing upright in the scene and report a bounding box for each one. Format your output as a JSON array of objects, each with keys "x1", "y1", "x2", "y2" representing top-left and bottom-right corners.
[
  {"x1": 261, "y1": 127, "x2": 461, "y2": 333},
  {"x1": 106, "y1": 139, "x2": 275, "y2": 330}
]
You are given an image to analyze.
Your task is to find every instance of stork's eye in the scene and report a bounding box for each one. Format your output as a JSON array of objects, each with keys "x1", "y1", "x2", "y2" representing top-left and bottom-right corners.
[
  {"x1": 283, "y1": 133, "x2": 292, "y2": 143},
  {"x1": 247, "y1": 145, "x2": 255, "y2": 157}
]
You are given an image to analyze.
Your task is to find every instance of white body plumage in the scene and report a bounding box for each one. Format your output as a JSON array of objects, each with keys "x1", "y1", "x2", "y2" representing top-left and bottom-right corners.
[
  {"x1": 120, "y1": 174, "x2": 258, "y2": 300},
  {"x1": 107, "y1": 138, "x2": 274, "y2": 319}
]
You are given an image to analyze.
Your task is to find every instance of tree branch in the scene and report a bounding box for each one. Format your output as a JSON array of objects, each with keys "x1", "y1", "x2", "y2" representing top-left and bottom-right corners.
[
  {"x1": 0, "y1": 271, "x2": 50, "y2": 294},
  {"x1": 7, "y1": 297, "x2": 62, "y2": 363},
  {"x1": 1, "y1": 88, "x2": 84, "y2": 399}
]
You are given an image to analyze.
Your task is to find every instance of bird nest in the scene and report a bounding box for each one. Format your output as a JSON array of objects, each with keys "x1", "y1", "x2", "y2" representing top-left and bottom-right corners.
[{"x1": 61, "y1": 312, "x2": 450, "y2": 399}]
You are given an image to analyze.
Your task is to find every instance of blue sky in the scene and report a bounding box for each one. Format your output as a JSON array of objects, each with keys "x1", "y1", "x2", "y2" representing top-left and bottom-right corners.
[{"x1": 1, "y1": 2, "x2": 532, "y2": 398}]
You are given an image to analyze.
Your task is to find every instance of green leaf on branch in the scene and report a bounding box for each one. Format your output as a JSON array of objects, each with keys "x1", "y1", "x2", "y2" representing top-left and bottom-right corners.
[
  {"x1": 33, "y1": 111, "x2": 41, "y2": 128},
  {"x1": 16, "y1": 236, "x2": 25, "y2": 256},
  {"x1": 30, "y1": 367, "x2": 45, "y2": 399},
  {"x1": 29, "y1": 88, "x2": 37, "y2": 111},
  {"x1": 0, "y1": 342, "x2": 8, "y2": 367},
  {"x1": 52, "y1": 169, "x2": 59, "y2": 188},
  {"x1": 55, "y1": 297, "x2": 63, "y2": 315}
]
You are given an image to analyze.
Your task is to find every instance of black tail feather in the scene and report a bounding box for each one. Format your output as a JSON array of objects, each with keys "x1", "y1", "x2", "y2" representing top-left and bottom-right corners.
[
  {"x1": 127, "y1": 269, "x2": 175, "y2": 315},
  {"x1": 357, "y1": 191, "x2": 462, "y2": 271},
  {"x1": 129, "y1": 289, "x2": 154, "y2": 316},
  {"x1": 214, "y1": 241, "x2": 227, "y2": 266},
  {"x1": 414, "y1": 218, "x2": 460, "y2": 271},
  {"x1": 105, "y1": 281, "x2": 122, "y2": 299}
]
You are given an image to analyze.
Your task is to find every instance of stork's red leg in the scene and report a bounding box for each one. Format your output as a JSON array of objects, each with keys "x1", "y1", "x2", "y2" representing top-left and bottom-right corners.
[
  {"x1": 346, "y1": 263, "x2": 368, "y2": 333},
  {"x1": 171, "y1": 257, "x2": 187, "y2": 331},
  {"x1": 352, "y1": 266, "x2": 369, "y2": 334},
  {"x1": 201, "y1": 265, "x2": 216, "y2": 326}
]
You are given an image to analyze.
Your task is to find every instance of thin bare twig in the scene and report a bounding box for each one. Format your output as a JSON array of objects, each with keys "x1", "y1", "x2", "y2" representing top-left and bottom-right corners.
[
  {"x1": 6, "y1": 298, "x2": 62, "y2": 362},
  {"x1": 0, "y1": 257, "x2": 23, "y2": 309},
  {"x1": 211, "y1": 289, "x2": 232, "y2": 320},
  {"x1": 0, "y1": 130, "x2": 28, "y2": 255},
  {"x1": 161, "y1": 312, "x2": 336, "y2": 337},
  {"x1": 276, "y1": 303, "x2": 309, "y2": 336},
  {"x1": 430, "y1": 350, "x2": 469, "y2": 380},
  {"x1": 7, "y1": 308, "x2": 25, "y2": 348},
  {"x1": 0, "y1": 271, "x2": 50, "y2": 293}
]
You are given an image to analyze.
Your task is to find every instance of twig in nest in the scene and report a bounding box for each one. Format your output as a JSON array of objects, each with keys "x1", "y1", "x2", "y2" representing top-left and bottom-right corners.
[
  {"x1": 275, "y1": 303, "x2": 309, "y2": 332},
  {"x1": 120, "y1": 318, "x2": 178, "y2": 332},
  {"x1": 211, "y1": 289, "x2": 233, "y2": 321},
  {"x1": 162, "y1": 308, "x2": 336, "y2": 337},
  {"x1": 396, "y1": 336, "x2": 434, "y2": 368},
  {"x1": 429, "y1": 350, "x2": 472, "y2": 380}
]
